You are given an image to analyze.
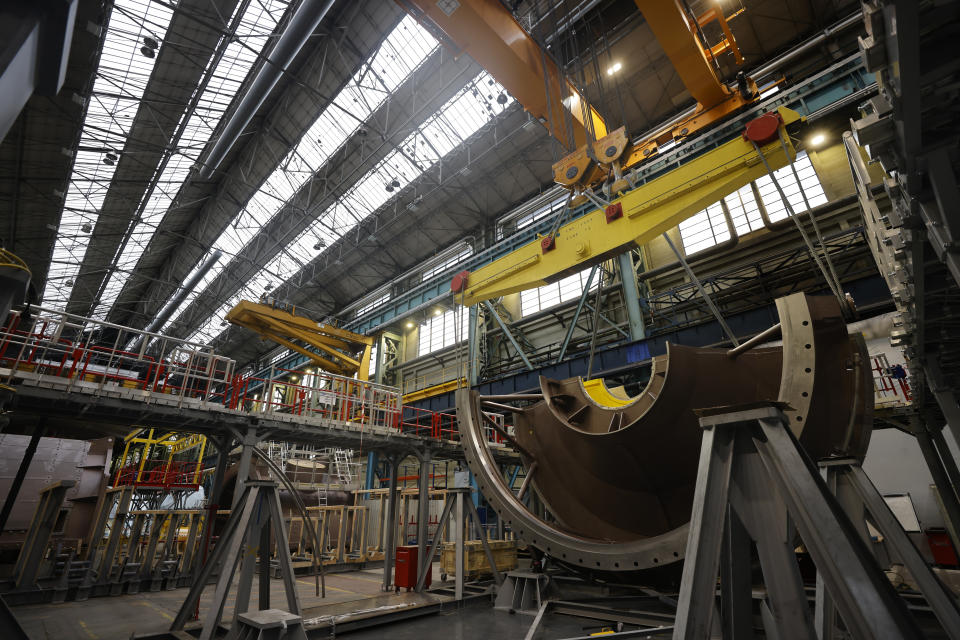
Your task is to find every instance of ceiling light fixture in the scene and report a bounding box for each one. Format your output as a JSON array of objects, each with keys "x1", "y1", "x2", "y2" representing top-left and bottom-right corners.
[
  {"x1": 405, "y1": 321, "x2": 414, "y2": 329},
  {"x1": 808, "y1": 133, "x2": 826, "y2": 147},
  {"x1": 606, "y1": 62, "x2": 622, "y2": 76}
]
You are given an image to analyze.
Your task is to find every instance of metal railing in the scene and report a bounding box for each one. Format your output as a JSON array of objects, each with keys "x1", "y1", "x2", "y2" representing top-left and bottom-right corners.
[
  {"x1": 0, "y1": 305, "x2": 499, "y2": 446},
  {"x1": 0, "y1": 306, "x2": 234, "y2": 408}
]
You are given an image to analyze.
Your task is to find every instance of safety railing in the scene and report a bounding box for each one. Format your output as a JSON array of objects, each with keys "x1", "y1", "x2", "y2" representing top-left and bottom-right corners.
[
  {"x1": 231, "y1": 365, "x2": 402, "y2": 430},
  {"x1": 0, "y1": 305, "x2": 503, "y2": 446},
  {"x1": 0, "y1": 306, "x2": 235, "y2": 408},
  {"x1": 114, "y1": 460, "x2": 203, "y2": 490}
]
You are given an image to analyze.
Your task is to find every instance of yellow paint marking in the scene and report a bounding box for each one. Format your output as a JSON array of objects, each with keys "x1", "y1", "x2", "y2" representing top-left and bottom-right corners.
[
  {"x1": 132, "y1": 600, "x2": 175, "y2": 621},
  {"x1": 296, "y1": 578, "x2": 358, "y2": 595},
  {"x1": 78, "y1": 620, "x2": 99, "y2": 639}
]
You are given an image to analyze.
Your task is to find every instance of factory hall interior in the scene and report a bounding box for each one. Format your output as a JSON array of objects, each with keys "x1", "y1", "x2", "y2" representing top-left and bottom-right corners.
[{"x1": 3, "y1": 0, "x2": 960, "y2": 638}]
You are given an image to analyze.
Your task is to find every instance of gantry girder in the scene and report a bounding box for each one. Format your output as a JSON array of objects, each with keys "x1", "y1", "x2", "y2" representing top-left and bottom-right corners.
[{"x1": 454, "y1": 107, "x2": 802, "y2": 305}]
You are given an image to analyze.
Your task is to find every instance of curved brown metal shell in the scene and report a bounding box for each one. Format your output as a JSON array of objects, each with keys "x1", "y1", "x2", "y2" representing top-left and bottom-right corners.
[{"x1": 457, "y1": 293, "x2": 872, "y2": 571}]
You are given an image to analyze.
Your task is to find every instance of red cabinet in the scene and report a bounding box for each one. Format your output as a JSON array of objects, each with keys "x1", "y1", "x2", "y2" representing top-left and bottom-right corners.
[{"x1": 395, "y1": 545, "x2": 431, "y2": 591}]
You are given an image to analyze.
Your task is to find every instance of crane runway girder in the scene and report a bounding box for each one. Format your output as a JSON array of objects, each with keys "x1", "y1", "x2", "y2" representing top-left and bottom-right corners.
[{"x1": 456, "y1": 293, "x2": 872, "y2": 572}]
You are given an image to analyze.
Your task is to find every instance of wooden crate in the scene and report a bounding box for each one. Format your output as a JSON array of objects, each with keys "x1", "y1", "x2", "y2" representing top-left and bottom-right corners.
[{"x1": 440, "y1": 539, "x2": 517, "y2": 580}]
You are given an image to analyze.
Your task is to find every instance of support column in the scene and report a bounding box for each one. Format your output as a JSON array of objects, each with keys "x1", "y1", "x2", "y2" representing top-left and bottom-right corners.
[
  {"x1": 232, "y1": 428, "x2": 259, "y2": 509},
  {"x1": 617, "y1": 251, "x2": 645, "y2": 342},
  {"x1": 365, "y1": 451, "x2": 378, "y2": 490},
  {"x1": 381, "y1": 455, "x2": 400, "y2": 591},
  {"x1": 416, "y1": 451, "x2": 432, "y2": 591},
  {"x1": 0, "y1": 422, "x2": 46, "y2": 533}
]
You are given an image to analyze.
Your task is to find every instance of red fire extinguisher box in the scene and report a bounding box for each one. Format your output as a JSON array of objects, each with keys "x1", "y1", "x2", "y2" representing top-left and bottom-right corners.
[{"x1": 395, "y1": 545, "x2": 431, "y2": 591}]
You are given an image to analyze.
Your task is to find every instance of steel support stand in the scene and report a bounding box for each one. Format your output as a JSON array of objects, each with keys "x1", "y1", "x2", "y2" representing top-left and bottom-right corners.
[
  {"x1": 381, "y1": 455, "x2": 400, "y2": 591},
  {"x1": 673, "y1": 404, "x2": 923, "y2": 640},
  {"x1": 171, "y1": 481, "x2": 300, "y2": 640},
  {"x1": 618, "y1": 252, "x2": 646, "y2": 342},
  {"x1": 0, "y1": 423, "x2": 46, "y2": 533},
  {"x1": 415, "y1": 488, "x2": 503, "y2": 597}
]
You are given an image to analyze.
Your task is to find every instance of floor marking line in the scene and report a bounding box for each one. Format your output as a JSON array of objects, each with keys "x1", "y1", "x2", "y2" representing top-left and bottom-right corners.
[{"x1": 78, "y1": 620, "x2": 99, "y2": 639}]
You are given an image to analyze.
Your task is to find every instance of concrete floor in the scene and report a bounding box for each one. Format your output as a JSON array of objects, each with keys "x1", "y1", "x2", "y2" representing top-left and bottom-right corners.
[{"x1": 11, "y1": 565, "x2": 428, "y2": 639}]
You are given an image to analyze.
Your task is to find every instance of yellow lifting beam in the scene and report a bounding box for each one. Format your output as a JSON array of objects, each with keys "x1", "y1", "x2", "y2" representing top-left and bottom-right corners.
[
  {"x1": 226, "y1": 300, "x2": 374, "y2": 380},
  {"x1": 398, "y1": 0, "x2": 606, "y2": 152},
  {"x1": 454, "y1": 107, "x2": 801, "y2": 306}
]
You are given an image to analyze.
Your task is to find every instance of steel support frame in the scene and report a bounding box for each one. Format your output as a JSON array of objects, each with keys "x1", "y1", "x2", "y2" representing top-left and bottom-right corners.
[{"x1": 674, "y1": 405, "x2": 922, "y2": 640}]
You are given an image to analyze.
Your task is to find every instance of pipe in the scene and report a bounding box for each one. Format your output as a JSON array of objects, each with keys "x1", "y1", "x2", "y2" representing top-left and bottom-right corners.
[
  {"x1": 199, "y1": 0, "x2": 337, "y2": 178},
  {"x1": 131, "y1": 249, "x2": 222, "y2": 353},
  {"x1": 749, "y1": 12, "x2": 864, "y2": 82},
  {"x1": 727, "y1": 322, "x2": 781, "y2": 358}
]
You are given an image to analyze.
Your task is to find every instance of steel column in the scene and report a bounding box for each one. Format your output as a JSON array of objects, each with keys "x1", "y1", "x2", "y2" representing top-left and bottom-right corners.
[
  {"x1": 617, "y1": 252, "x2": 645, "y2": 341},
  {"x1": 381, "y1": 456, "x2": 400, "y2": 591}
]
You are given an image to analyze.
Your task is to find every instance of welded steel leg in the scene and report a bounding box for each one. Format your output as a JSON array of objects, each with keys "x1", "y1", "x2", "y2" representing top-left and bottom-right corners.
[
  {"x1": 814, "y1": 465, "x2": 838, "y2": 640},
  {"x1": 729, "y1": 448, "x2": 815, "y2": 639},
  {"x1": 266, "y1": 485, "x2": 301, "y2": 615},
  {"x1": 258, "y1": 521, "x2": 270, "y2": 611},
  {"x1": 720, "y1": 506, "x2": 753, "y2": 640},
  {"x1": 171, "y1": 488, "x2": 254, "y2": 630},
  {"x1": 416, "y1": 496, "x2": 455, "y2": 592},
  {"x1": 464, "y1": 492, "x2": 503, "y2": 585},
  {"x1": 673, "y1": 420, "x2": 735, "y2": 639},
  {"x1": 753, "y1": 416, "x2": 922, "y2": 640}
]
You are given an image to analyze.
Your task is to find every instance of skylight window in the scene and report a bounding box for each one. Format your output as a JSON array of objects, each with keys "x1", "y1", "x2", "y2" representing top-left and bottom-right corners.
[
  {"x1": 159, "y1": 15, "x2": 438, "y2": 335},
  {"x1": 183, "y1": 70, "x2": 513, "y2": 345},
  {"x1": 42, "y1": 0, "x2": 176, "y2": 309},
  {"x1": 88, "y1": 0, "x2": 291, "y2": 320},
  {"x1": 521, "y1": 267, "x2": 598, "y2": 316}
]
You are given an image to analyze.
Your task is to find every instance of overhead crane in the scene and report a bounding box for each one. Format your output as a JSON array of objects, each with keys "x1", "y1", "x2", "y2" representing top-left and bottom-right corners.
[
  {"x1": 401, "y1": 0, "x2": 809, "y2": 306},
  {"x1": 226, "y1": 299, "x2": 374, "y2": 380}
]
